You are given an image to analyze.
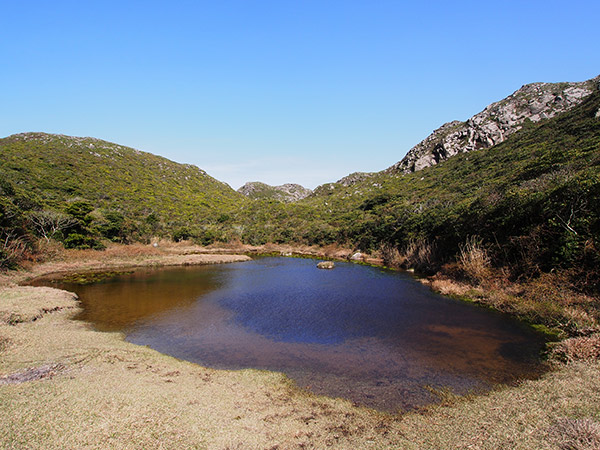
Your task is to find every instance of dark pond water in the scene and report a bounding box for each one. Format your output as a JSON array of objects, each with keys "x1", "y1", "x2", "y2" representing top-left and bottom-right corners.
[{"x1": 33, "y1": 257, "x2": 546, "y2": 412}]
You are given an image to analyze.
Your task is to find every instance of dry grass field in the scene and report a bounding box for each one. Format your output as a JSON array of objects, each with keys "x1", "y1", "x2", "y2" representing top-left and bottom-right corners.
[{"x1": 1, "y1": 244, "x2": 600, "y2": 449}]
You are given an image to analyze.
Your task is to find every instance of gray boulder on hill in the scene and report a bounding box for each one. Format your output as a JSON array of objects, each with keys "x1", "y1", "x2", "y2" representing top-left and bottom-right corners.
[
  {"x1": 388, "y1": 75, "x2": 600, "y2": 173},
  {"x1": 237, "y1": 181, "x2": 313, "y2": 203},
  {"x1": 312, "y1": 172, "x2": 377, "y2": 195}
]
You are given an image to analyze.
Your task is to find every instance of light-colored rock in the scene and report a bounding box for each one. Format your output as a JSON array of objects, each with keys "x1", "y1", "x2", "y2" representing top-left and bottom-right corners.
[
  {"x1": 237, "y1": 182, "x2": 313, "y2": 202},
  {"x1": 336, "y1": 172, "x2": 375, "y2": 187},
  {"x1": 317, "y1": 261, "x2": 335, "y2": 269},
  {"x1": 350, "y1": 252, "x2": 364, "y2": 261},
  {"x1": 388, "y1": 75, "x2": 600, "y2": 174}
]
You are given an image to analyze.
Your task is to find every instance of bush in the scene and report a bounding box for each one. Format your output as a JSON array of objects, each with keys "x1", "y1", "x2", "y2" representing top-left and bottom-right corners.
[
  {"x1": 380, "y1": 243, "x2": 404, "y2": 268},
  {"x1": 458, "y1": 236, "x2": 492, "y2": 284},
  {"x1": 172, "y1": 227, "x2": 194, "y2": 242},
  {"x1": 98, "y1": 211, "x2": 126, "y2": 242},
  {"x1": 0, "y1": 232, "x2": 27, "y2": 270},
  {"x1": 63, "y1": 233, "x2": 105, "y2": 250},
  {"x1": 194, "y1": 229, "x2": 220, "y2": 246},
  {"x1": 401, "y1": 238, "x2": 438, "y2": 273}
]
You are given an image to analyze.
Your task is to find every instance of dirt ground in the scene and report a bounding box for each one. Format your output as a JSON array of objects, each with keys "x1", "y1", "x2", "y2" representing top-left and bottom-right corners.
[{"x1": 1, "y1": 245, "x2": 600, "y2": 449}]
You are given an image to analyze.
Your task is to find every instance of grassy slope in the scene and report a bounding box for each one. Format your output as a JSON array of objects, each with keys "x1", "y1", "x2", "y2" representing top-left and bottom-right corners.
[
  {"x1": 0, "y1": 133, "x2": 246, "y2": 228},
  {"x1": 301, "y1": 88, "x2": 600, "y2": 273},
  {"x1": 307, "y1": 87, "x2": 600, "y2": 222},
  {"x1": 2, "y1": 87, "x2": 598, "y2": 259}
]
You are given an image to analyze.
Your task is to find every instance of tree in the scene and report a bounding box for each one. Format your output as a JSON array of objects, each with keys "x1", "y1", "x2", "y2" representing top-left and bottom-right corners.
[{"x1": 28, "y1": 210, "x2": 77, "y2": 242}]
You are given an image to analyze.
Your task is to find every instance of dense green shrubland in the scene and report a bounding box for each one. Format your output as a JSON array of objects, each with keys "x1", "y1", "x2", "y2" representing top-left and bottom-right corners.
[
  {"x1": 1, "y1": 90, "x2": 599, "y2": 293},
  {"x1": 298, "y1": 89, "x2": 600, "y2": 291},
  {"x1": 0, "y1": 133, "x2": 247, "y2": 254}
]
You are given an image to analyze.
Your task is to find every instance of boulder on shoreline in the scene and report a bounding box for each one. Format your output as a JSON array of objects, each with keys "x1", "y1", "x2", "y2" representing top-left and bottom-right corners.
[
  {"x1": 317, "y1": 261, "x2": 335, "y2": 269},
  {"x1": 350, "y1": 252, "x2": 364, "y2": 261}
]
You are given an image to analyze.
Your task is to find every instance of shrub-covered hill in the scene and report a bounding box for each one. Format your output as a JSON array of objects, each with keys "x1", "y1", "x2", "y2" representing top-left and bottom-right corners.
[
  {"x1": 237, "y1": 182, "x2": 312, "y2": 203},
  {"x1": 298, "y1": 85, "x2": 600, "y2": 291},
  {"x1": 1, "y1": 79, "x2": 599, "y2": 294},
  {"x1": 0, "y1": 133, "x2": 246, "y2": 251}
]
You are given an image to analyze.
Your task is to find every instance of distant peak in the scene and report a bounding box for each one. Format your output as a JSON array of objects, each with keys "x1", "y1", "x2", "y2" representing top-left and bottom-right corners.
[
  {"x1": 387, "y1": 75, "x2": 600, "y2": 174},
  {"x1": 335, "y1": 172, "x2": 375, "y2": 187},
  {"x1": 237, "y1": 181, "x2": 313, "y2": 202}
]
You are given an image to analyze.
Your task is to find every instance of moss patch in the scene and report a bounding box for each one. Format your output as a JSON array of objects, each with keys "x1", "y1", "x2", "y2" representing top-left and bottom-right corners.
[{"x1": 57, "y1": 270, "x2": 134, "y2": 285}]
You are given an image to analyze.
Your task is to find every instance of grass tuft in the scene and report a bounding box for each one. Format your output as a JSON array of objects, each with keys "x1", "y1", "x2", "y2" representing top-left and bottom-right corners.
[
  {"x1": 551, "y1": 335, "x2": 600, "y2": 363},
  {"x1": 548, "y1": 417, "x2": 600, "y2": 450},
  {"x1": 458, "y1": 235, "x2": 491, "y2": 284}
]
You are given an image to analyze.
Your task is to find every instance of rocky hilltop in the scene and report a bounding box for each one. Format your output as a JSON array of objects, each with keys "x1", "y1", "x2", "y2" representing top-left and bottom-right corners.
[
  {"x1": 237, "y1": 181, "x2": 312, "y2": 202},
  {"x1": 388, "y1": 75, "x2": 600, "y2": 173},
  {"x1": 312, "y1": 172, "x2": 376, "y2": 196}
]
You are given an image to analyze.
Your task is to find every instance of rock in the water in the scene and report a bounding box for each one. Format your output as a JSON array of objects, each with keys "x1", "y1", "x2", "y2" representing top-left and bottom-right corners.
[{"x1": 317, "y1": 261, "x2": 335, "y2": 269}]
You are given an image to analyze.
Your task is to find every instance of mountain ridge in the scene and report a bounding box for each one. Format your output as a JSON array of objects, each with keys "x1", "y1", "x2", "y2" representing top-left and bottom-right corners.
[
  {"x1": 301, "y1": 75, "x2": 599, "y2": 196},
  {"x1": 387, "y1": 75, "x2": 600, "y2": 174},
  {"x1": 237, "y1": 181, "x2": 312, "y2": 203},
  {"x1": 0, "y1": 132, "x2": 245, "y2": 240},
  {"x1": 1, "y1": 75, "x2": 598, "y2": 287}
]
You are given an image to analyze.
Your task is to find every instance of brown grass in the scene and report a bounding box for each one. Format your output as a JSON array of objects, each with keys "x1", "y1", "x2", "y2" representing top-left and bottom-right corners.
[
  {"x1": 0, "y1": 243, "x2": 251, "y2": 287},
  {"x1": 401, "y1": 238, "x2": 437, "y2": 273},
  {"x1": 425, "y1": 266, "x2": 600, "y2": 338},
  {"x1": 60, "y1": 242, "x2": 164, "y2": 260},
  {"x1": 551, "y1": 335, "x2": 600, "y2": 363},
  {"x1": 379, "y1": 243, "x2": 405, "y2": 268},
  {"x1": 2, "y1": 243, "x2": 600, "y2": 448},
  {"x1": 2, "y1": 284, "x2": 600, "y2": 449},
  {"x1": 0, "y1": 233, "x2": 29, "y2": 270},
  {"x1": 458, "y1": 235, "x2": 491, "y2": 284},
  {"x1": 548, "y1": 417, "x2": 600, "y2": 450}
]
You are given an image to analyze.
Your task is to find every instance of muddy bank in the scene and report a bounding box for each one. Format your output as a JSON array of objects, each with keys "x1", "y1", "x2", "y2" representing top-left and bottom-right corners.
[{"x1": 0, "y1": 247, "x2": 251, "y2": 287}]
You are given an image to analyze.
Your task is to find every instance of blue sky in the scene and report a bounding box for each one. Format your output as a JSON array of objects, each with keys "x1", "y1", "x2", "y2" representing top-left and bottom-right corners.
[{"x1": 1, "y1": 1, "x2": 598, "y2": 189}]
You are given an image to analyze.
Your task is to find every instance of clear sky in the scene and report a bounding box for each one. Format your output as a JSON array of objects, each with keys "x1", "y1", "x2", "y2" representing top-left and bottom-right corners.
[{"x1": 1, "y1": 1, "x2": 598, "y2": 190}]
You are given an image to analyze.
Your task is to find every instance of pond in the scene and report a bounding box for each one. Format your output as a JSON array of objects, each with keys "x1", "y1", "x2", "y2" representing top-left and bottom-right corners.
[{"x1": 34, "y1": 257, "x2": 547, "y2": 412}]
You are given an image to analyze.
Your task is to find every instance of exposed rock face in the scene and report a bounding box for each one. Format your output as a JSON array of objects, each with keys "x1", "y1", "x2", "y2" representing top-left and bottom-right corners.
[
  {"x1": 237, "y1": 181, "x2": 313, "y2": 203},
  {"x1": 388, "y1": 75, "x2": 600, "y2": 173},
  {"x1": 336, "y1": 172, "x2": 374, "y2": 187},
  {"x1": 311, "y1": 172, "x2": 376, "y2": 197}
]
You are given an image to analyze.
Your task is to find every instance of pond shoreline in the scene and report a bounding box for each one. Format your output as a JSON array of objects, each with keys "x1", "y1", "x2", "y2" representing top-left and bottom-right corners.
[
  {"x1": 2, "y1": 243, "x2": 600, "y2": 448},
  {"x1": 41, "y1": 256, "x2": 547, "y2": 412}
]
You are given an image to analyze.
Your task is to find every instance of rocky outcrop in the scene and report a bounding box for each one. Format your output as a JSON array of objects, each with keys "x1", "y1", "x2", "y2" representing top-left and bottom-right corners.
[
  {"x1": 311, "y1": 172, "x2": 376, "y2": 197},
  {"x1": 237, "y1": 181, "x2": 313, "y2": 203},
  {"x1": 388, "y1": 75, "x2": 600, "y2": 173},
  {"x1": 336, "y1": 172, "x2": 375, "y2": 187}
]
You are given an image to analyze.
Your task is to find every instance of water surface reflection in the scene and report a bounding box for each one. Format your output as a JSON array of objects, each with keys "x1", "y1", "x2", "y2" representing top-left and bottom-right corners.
[{"x1": 36, "y1": 257, "x2": 546, "y2": 411}]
